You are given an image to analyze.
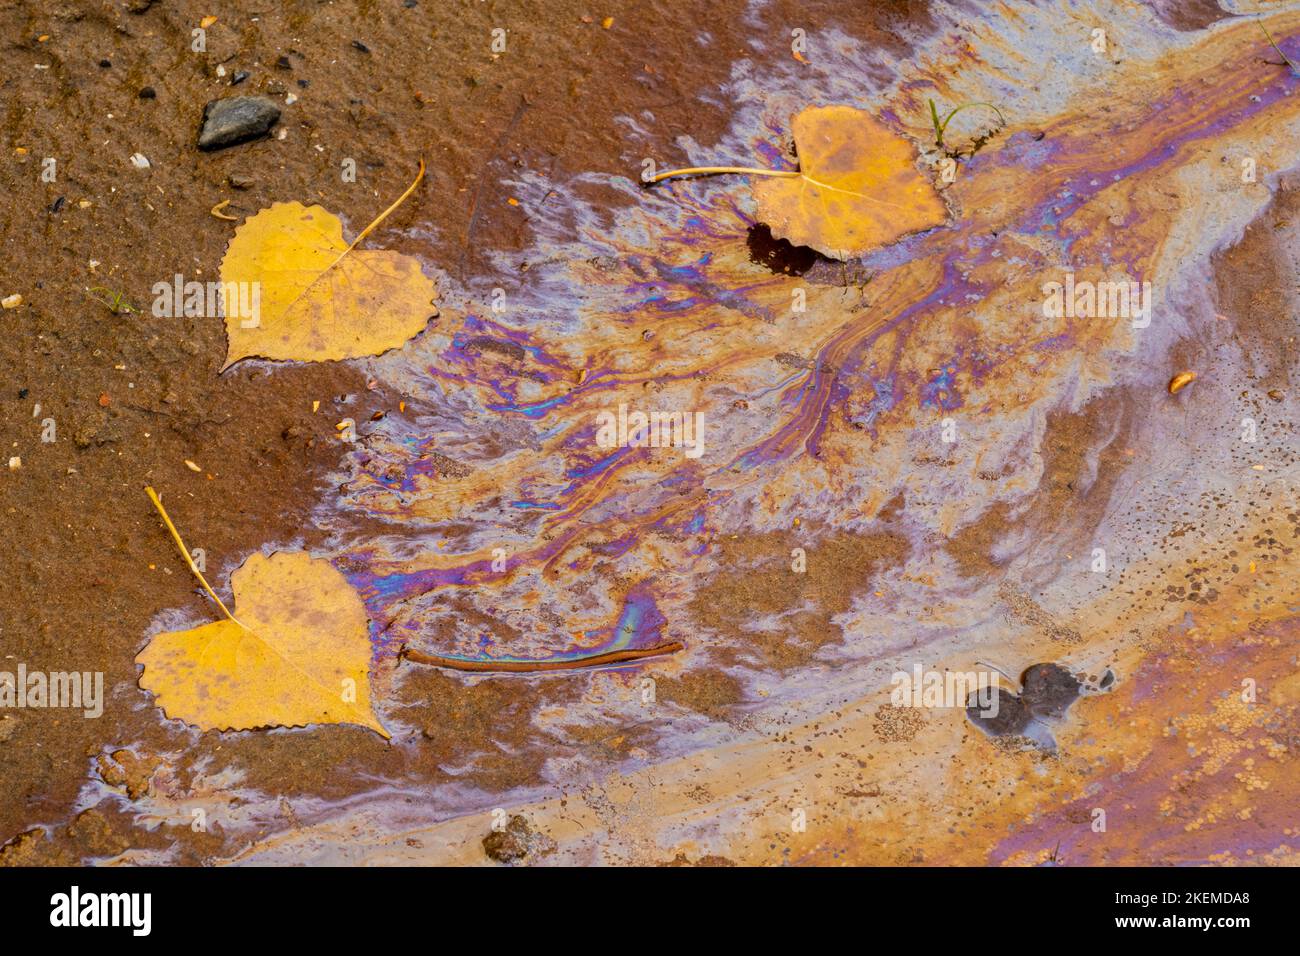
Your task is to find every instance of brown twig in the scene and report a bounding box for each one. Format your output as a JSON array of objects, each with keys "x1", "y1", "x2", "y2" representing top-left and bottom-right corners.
[{"x1": 402, "y1": 640, "x2": 684, "y2": 673}]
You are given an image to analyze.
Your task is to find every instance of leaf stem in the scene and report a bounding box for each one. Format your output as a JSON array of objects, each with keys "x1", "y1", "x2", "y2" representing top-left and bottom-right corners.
[
  {"x1": 348, "y1": 158, "x2": 427, "y2": 251},
  {"x1": 646, "y1": 165, "x2": 800, "y2": 184},
  {"x1": 976, "y1": 659, "x2": 1022, "y2": 693},
  {"x1": 145, "y1": 486, "x2": 245, "y2": 628}
]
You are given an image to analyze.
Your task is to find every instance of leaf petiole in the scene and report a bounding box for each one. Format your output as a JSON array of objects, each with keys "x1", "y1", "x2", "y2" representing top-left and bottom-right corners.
[
  {"x1": 976, "y1": 658, "x2": 1023, "y2": 693},
  {"x1": 145, "y1": 486, "x2": 246, "y2": 629},
  {"x1": 347, "y1": 157, "x2": 427, "y2": 251}
]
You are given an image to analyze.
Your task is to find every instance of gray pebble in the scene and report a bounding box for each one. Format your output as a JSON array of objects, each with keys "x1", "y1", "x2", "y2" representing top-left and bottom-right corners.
[{"x1": 197, "y1": 96, "x2": 281, "y2": 151}]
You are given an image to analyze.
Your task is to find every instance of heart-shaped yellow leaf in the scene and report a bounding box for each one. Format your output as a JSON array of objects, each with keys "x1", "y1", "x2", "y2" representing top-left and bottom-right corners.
[
  {"x1": 752, "y1": 105, "x2": 947, "y2": 258},
  {"x1": 219, "y1": 164, "x2": 435, "y2": 368},
  {"x1": 137, "y1": 549, "x2": 389, "y2": 738}
]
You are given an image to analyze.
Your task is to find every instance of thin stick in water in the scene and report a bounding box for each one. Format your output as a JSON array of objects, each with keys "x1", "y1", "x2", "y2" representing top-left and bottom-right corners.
[
  {"x1": 645, "y1": 165, "x2": 800, "y2": 184},
  {"x1": 403, "y1": 640, "x2": 685, "y2": 673}
]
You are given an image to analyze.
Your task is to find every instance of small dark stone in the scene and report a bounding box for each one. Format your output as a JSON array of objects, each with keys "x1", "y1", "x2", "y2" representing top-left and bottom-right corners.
[
  {"x1": 137, "y1": 86, "x2": 156, "y2": 99},
  {"x1": 48, "y1": 196, "x2": 65, "y2": 213},
  {"x1": 228, "y1": 173, "x2": 255, "y2": 189},
  {"x1": 404, "y1": 0, "x2": 417, "y2": 7},
  {"x1": 1020, "y1": 662, "x2": 1082, "y2": 719},
  {"x1": 297, "y1": 78, "x2": 309, "y2": 88},
  {"x1": 197, "y1": 96, "x2": 280, "y2": 151},
  {"x1": 231, "y1": 70, "x2": 250, "y2": 85},
  {"x1": 276, "y1": 55, "x2": 292, "y2": 70},
  {"x1": 18, "y1": 389, "x2": 29, "y2": 399},
  {"x1": 351, "y1": 40, "x2": 371, "y2": 53},
  {"x1": 98, "y1": 59, "x2": 111, "y2": 68}
]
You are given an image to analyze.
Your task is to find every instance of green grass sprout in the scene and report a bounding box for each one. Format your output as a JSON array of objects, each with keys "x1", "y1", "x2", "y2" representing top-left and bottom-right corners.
[{"x1": 928, "y1": 99, "x2": 1006, "y2": 151}]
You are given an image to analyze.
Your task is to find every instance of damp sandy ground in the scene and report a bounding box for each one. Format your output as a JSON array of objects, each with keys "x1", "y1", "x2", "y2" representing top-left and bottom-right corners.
[{"x1": 2, "y1": 1, "x2": 1298, "y2": 866}]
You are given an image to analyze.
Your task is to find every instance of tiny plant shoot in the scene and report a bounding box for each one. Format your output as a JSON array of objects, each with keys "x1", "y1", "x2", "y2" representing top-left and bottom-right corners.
[
  {"x1": 85, "y1": 287, "x2": 138, "y2": 315},
  {"x1": 928, "y1": 99, "x2": 1006, "y2": 151}
]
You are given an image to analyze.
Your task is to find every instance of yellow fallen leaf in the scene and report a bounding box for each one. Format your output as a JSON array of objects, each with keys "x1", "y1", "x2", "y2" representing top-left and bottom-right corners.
[
  {"x1": 137, "y1": 488, "x2": 388, "y2": 738},
  {"x1": 648, "y1": 106, "x2": 946, "y2": 259},
  {"x1": 219, "y1": 161, "x2": 435, "y2": 368},
  {"x1": 752, "y1": 106, "x2": 947, "y2": 258}
]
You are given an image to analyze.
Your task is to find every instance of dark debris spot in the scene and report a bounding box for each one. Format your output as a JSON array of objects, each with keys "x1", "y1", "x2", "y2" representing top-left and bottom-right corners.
[
  {"x1": 746, "y1": 223, "x2": 819, "y2": 277},
  {"x1": 1021, "y1": 662, "x2": 1082, "y2": 719},
  {"x1": 965, "y1": 686, "x2": 1031, "y2": 737}
]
